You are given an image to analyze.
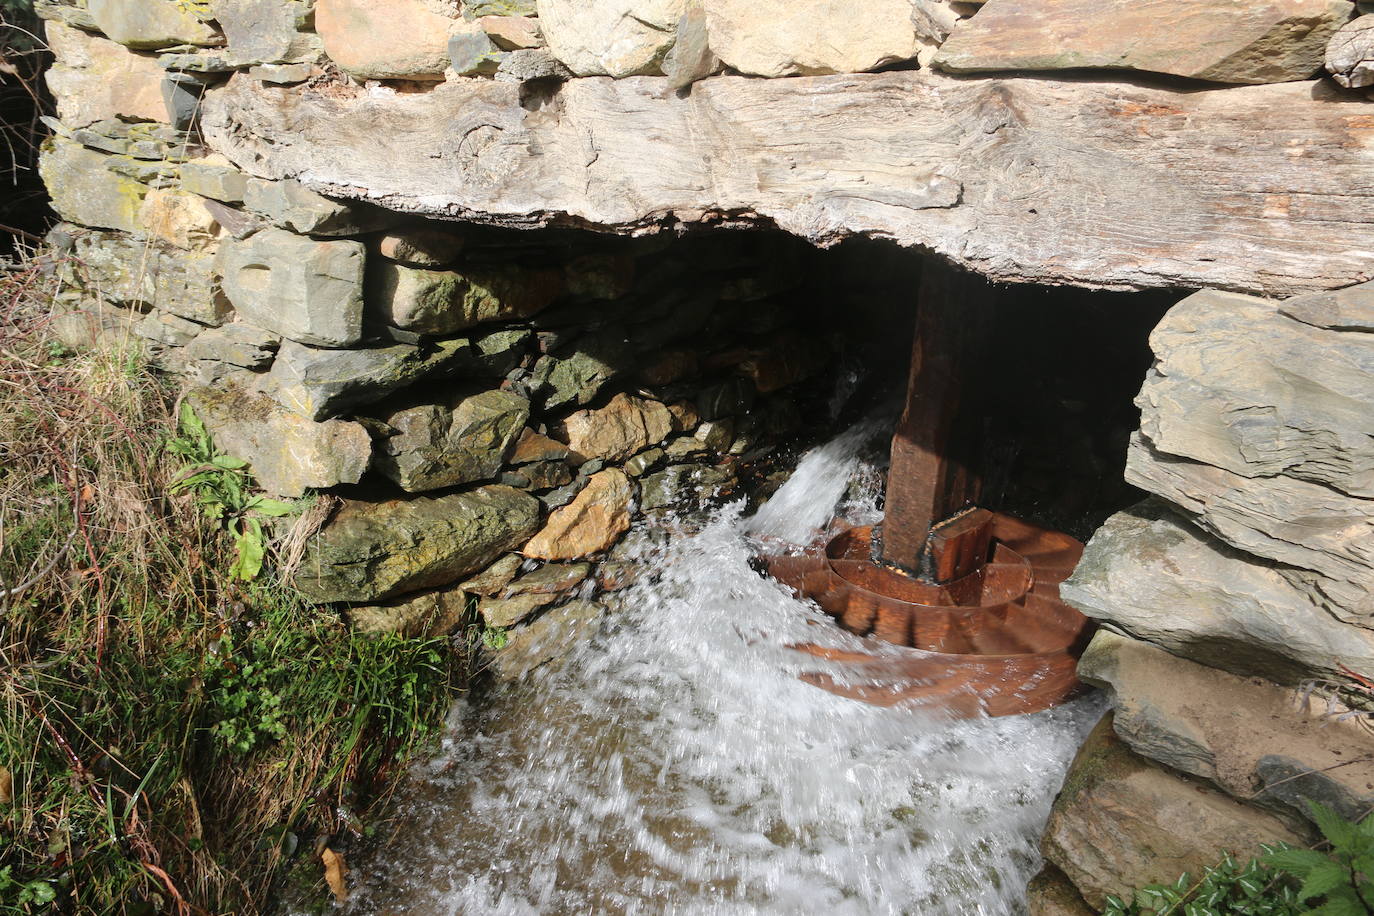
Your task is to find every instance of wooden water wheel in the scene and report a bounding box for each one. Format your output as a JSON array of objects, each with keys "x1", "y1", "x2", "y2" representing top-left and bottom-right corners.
[{"x1": 758, "y1": 262, "x2": 1095, "y2": 718}]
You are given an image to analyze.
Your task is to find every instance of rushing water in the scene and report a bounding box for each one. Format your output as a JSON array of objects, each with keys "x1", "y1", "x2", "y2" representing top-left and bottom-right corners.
[{"x1": 347, "y1": 425, "x2": 1105, "y2": 915}]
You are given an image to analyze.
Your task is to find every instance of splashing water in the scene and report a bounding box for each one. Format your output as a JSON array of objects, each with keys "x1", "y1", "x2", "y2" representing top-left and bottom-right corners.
[
  {"x1": 745, "y1": 418, "x2": 886, "y2": 546},
  {"x1": 345, "y1": 424, "x2": 1105, "y2": 915}
]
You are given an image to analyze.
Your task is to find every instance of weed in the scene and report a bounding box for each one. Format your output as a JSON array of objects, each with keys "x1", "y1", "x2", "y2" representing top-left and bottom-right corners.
[
  {"x1": 1104, "y1": 801, "x2": 1374, "y2": 916},
  {"x1": 480, "y1": 625, "x2": 509, "y2": 650},
  {"x1": 165, "y1": 403, "x2": 298, "y2": 581},
  {"x1": 1264, "y1": 801, "x2": 1374, "y2": 914},
  {"x1": 1103, "y1": 850, "x2": 1303, "y2": 916}
]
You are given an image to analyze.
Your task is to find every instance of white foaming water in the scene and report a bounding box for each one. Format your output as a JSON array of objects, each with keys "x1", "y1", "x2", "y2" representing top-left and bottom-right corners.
[
  {"x1": 745, "y1": 418, "x2": 885, "y2": 545},
  {"x1": 347, "y1": 425, "x2": 1104, "y2": 915}
]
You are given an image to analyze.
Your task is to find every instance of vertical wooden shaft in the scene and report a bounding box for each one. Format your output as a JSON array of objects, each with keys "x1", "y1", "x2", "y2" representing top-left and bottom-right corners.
[{"x1": 880, "y1": 259, "x2": 990, "y2": 576}]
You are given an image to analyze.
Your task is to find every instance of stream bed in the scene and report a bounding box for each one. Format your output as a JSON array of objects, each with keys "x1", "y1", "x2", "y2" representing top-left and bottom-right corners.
[{"x1": 347, "y1": 426, "x2": 1105, "y2": 915}]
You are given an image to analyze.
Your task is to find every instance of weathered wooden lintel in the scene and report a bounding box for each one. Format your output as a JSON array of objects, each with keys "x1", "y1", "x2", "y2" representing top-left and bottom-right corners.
[{"x1": 201, "y1": 70, "x2": 1374, "y2": 296}]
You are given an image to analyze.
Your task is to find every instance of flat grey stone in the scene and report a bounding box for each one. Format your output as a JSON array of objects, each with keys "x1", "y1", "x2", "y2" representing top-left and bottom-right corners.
[
  {"x1": 243, "y1": 178, "x2": 394, "y2": 237},
  {"x1": 1063, "y1": 500, "x2": 1374, "y2": 684},
  {"x1": 264, "y1": 336, "x2": 484, "y2": 420},
  {"x1": 61, "y1": 229, "x2": 228, "y2": 326},
  {"x1": 215, "y1": 228, "x2": 366, "y2": 347},
  {"x1": 86, "y1": 0, "x2": 223, "y2": 49}
]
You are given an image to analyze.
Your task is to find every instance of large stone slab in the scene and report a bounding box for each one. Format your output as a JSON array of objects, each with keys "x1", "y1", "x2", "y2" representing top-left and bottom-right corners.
[
  {"x1": 707, "y1": 0, "x2": 923, "y2": 78},
  {"x1": 215, "y1": 228, "x2": 365, "y2": 347},
  {"x1": 1062, "y1": 501, "x2": 1374, "y2": 683},
  {"x1": 1042, "y1": 716, "x2": 1302, "y2": 911},
  {"x1": 315, "y1": 0, "x2": 458, "y2": 80},
  {"x1": 367, "y1": 261, "x2": 563, "y2": 334},
  {"x1": 296, "y1": 484, "x2": 541, "y2": 603},
  {"x1": 45, "y1": 21, "x2": 167, "y2": 127},
  {"x1": 1080, "y1": 630, "x2": 1374, "y2": 826},
  {"x1": 263, "y1": 331, "x2": 521, "y2": 420},
  {"x1": 374, "y1": 389, "x2": 530, "y2": 492},
  {"x1": 202, "y1": 69, "x2": 1374, "y2": 296},
  {"x1": 536, "y1": 0, "x2": 682, "y2": 77},
  {"x1": 1138, "y1": 289, "x2": 1374, "y2": 499},
  {"x1": 934, "y1": 0, "x2": 1352, "y2": 84},
  {"x1": 1128, "y1": 440, "x2": 1374, "y2": 617},
  {"x1": 39, "y1": 139, "x2": 149, "y2": 234},
  {"x1": 86, "y1": 0, "x2": 223, "y2": 49},
  {"x1": 1128, "y1": 287, "x2": 1374, "y2": 617},
  {"x1": 187, "y1": 383, "x2": 371, "y2": 498}
]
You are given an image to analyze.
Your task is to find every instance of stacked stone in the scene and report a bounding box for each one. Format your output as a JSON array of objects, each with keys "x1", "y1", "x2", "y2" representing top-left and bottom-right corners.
[
  {"x1": 532, "y1": 0, "x2": 1354, "y2": 85},
  {"x1": 1034, "y1": 285, "x2": 1374, "y2": 914},
  {"x1": 36, "y1": 0, "x2": 834, "y2": 678}
]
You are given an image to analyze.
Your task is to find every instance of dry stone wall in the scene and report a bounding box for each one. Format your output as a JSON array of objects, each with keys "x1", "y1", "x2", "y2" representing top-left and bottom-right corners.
[
  {"x1": 34, "y1": 0, "x2": 848, "y2": 673},
  {"x1": 1044, "y1": 283, "x2": 1374, "y2": 913},
  {"x1": 29, "y1": 0, "x2": 1374, "y2": 908}
]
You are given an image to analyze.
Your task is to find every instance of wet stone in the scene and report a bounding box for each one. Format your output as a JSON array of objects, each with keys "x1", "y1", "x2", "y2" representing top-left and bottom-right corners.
[
  {"x1": 640, "y1": 463, "x2": 736, "y2": 512},
  {"x1": 479, "y1": 593, "x2": 554, "y2": 628},
  {"x1": 523, "y1": 468, "x2": 635, "y2": 560},
  {"x1": 696, "y1": 378, "x2": 756, "y2": 420},
  {"x1": 625, "y1": 447, "x2": 665, "y2": 477},
  {"x1": 348, "y1": 585, "x2": 469, "y2": 638},
  {"x1": 488, "y1": 599, "x2": 605, "y2": 680},
  {"x1": 460, "y1": 553, "x2": 523, "y2": 596},
  {"x1": 511, "y1": 428, "x2": 571, "y2": 465}
]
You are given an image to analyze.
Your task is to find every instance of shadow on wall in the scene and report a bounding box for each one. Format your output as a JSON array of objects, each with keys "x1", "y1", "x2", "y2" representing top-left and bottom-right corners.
[{"x1": 0, "y1": 0, "x2": 54, "y2": 257}]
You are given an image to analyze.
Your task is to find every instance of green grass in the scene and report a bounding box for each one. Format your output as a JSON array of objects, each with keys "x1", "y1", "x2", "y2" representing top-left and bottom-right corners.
[{"x1": 0, "y1": 258, "x2": 463, "y2": 912}]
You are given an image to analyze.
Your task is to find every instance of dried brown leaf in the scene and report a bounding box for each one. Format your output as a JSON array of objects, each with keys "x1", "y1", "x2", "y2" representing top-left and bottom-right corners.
[
  {"x1": 0, "y1": 765, "x2": 12, "y2": 804},
  {"x1": 321, "y1": 846, "x2": 348, "y2": 904}
]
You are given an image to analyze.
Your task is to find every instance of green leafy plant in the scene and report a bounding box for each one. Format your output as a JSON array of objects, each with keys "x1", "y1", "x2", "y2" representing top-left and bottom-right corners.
[
  {"x1": 1103, "y1": 850, "x2": 1303, "y2": 916},
  {"x1": 1263, "y1": 802, "x2": 1374, "y2": 915},
  {"x1": 165, "y1": 403, "x2": 295, "y2": 580},
  {"x1": 481, "y1": 626, "x2": 509, "y2": 650},
  {"x1": 0, "y1": 864, "x2": 58, "y2": 912},
  {"x1": 1105, "y1": 802, "x2": 1374, "y2": 916}
]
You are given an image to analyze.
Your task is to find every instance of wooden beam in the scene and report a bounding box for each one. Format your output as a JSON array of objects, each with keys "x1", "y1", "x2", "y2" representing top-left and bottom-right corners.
[
  {"x1": 880, "y1": 260, "x2": 991, "y2": 576},
  {"x1": 202, "y1": 71, "x2": 1374, "y2": 296}
]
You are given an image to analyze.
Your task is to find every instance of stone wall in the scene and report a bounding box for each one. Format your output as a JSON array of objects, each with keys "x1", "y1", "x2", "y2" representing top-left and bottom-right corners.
[
  {"x1": 1036, "y1": 285, "x2": 1374, "y2": 913},
  {"x1": 45, "y1": 186, "x2": 844, "y2": 673},
  {"x1": 30, "y1": 0, "x2": 1374, "y2": 908}
]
